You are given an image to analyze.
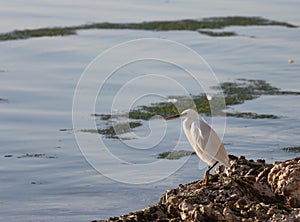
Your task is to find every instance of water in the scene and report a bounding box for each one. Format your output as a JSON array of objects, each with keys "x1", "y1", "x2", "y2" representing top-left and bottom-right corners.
[{"x1": 0, "y1": 1, "x2": 299, "y2": 221}]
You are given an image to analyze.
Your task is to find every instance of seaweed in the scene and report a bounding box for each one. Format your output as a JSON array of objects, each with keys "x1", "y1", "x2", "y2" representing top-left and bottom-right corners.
[
  {"x1": 0, "y1": 27, "x2": 76, "y2": 41},
  {"x1": 198, "y1": 30, "x2": 237, "y2": 37},
  {"x1": 80, "y1": 121, "x2": 142, "y2": 139},
  {"x1": 282, "y1": 146, "x2": 300, "y2": 153},
  {"x1": 226, "y1": 112, "x2": 280, "y2": 119},
  {"x1": 86, "y1": 79, "x2": 299, "y2": 139},
  {"x1": 0, "y1": 16, "x2": 297, "y2": 41},
  {"x1": 156, "y1": 150, "x2": 196, "y2": 160}
]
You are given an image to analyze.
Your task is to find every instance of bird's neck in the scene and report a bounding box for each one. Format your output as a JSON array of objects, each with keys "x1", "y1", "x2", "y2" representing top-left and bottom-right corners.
[{"x1": 183, "y1": 117, "x2": 198, "y2": 129}]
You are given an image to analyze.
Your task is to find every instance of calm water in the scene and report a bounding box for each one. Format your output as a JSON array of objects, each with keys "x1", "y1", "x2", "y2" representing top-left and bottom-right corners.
[{"x1": 0, "y1": 1, "x2": 299, "y2": 221}]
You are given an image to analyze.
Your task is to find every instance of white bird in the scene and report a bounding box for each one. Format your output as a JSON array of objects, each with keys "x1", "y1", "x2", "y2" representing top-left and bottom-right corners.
[{"x1": 165, "y1": 109, "x2": 230, "y2": 185}]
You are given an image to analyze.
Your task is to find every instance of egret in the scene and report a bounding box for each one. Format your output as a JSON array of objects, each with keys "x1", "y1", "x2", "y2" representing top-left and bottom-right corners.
[{"x1": 165, "y1": 109, "x2": 230, "y2": 185}]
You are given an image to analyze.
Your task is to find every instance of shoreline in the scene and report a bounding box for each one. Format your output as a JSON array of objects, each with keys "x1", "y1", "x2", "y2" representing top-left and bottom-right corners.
[{"x1": 95, "y1": 155, "x2": 300, "y2": 222}]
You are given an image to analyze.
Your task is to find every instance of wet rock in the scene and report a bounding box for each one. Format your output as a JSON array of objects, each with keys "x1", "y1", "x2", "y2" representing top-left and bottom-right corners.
[{"x1": 95, "y1": 156, "x2": 300, "y2": 222}]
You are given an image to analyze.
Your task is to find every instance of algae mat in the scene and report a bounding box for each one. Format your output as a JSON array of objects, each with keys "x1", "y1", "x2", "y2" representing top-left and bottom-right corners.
[
  {"x1": 85, "y1": 79, "x2": 300, "y2": 139},
  {"x1": 0, "y1": 16, "x2": 297, "y2": 41}
]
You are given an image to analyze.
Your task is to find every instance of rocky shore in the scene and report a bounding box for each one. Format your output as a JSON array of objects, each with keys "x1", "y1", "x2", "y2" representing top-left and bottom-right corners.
[{"x1": 95, "y1": 155, "x2": 300, "y2": 222}]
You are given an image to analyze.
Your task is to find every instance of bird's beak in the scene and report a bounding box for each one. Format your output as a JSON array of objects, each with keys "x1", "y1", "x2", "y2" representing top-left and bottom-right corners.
[{"x1": 165, "y1": 114, "x2": 181, "y2": 120}]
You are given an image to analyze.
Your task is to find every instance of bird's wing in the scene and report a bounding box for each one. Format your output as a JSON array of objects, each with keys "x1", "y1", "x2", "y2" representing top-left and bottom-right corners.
[
  {"x1": 191, "y1": 119, "x2": 230, "y2": 167},
  {"x1": 190, "y1": 121, "x2": 203, "y2": 148},
  {"x1": 190, "y1": 121, "x2": 215, "y2": 166}
]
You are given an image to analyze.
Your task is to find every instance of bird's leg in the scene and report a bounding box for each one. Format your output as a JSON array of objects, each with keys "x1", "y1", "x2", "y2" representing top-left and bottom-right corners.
[
  {"x1": 202, "y1": 170, "x2": 210, "y2": 186},
  {"x1": 202, "y1": 161, "x2": 219, "y2": 186}
]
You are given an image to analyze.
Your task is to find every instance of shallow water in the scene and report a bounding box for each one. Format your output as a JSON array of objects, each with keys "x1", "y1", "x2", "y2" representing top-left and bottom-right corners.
[
  {"x1": 1, "y1": 0, "x2": 300, "y2": 32},
  {"x1": 0, "y1": 1, "x2": 300, "y2": 221}
]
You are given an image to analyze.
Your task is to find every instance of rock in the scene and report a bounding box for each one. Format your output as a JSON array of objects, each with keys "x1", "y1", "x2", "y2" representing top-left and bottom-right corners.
[
  {"x1": 268, "y1": 156, "x2": 300, "y2": 208},
  {"x1": 94, "y1": 156, "x2": 300, "y2": 222}
]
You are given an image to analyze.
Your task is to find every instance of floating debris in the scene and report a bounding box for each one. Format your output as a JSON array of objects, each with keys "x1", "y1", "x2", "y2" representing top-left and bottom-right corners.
[
  {"x1": 167, "y1": 98, "x2": 178, "y2": 103},
  {"x1": 288, "y1": 59, "x2": 294, "y2": 64},
  {"x1": 206, "y1": 94, "x2": 213, "y2": 101}
]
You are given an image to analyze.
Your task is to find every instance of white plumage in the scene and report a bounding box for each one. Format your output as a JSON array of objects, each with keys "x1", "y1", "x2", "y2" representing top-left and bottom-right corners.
[{"x1": 165, "y1": 109, "x2": 230, "y2": 185}]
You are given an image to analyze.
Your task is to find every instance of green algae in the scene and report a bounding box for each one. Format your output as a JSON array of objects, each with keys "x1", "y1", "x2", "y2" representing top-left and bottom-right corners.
[
  {"x1": 83, "y1": 16, "x2": 295, "y2": 31},
  {"x1": 80, "y1": 121, "x2": 142, "y2": 139},
  {"x1": 89, "y1": 79, "x2": 299, "y2": 139},
  {"x1": 198, "y1": 30, "x2": 237, "y2": 37},
  {"x1": 0, "y1": 27, "x2": 76, "y2": 41},
  {"x1": 0, "y1": 16, "x2": 297, "y2": 41},
  {"x1": 156, "y1": 150, "x2": 196, "y2": 160},
  {"x1": 282, "y1": 146, "x2": 300, "y2": 153},
  {"x1": 226, "y1": 112, "x2": 280, "y2": 119},
  {"x1": 98, "y1": 79, "x2": 296, "y2": 121},
  {"x1": 217, "y1": 79, "x2": 300, "y2": 105}
]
